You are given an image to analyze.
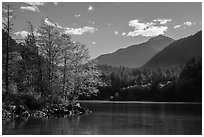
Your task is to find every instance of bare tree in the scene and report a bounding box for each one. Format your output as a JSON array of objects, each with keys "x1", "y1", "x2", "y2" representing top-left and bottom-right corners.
[
  {"x1": 27, "y1": 21, "x2": 44, "y2": 96},
  {"x1": 60, "y1": 34, "x2": 71, "y2": 100},
  {"x1": 37, "y1": 18, "x2": 62, "y2": 90},
  {"x1": 2, "y1": 4, "x2": 14, "y2": 94}
]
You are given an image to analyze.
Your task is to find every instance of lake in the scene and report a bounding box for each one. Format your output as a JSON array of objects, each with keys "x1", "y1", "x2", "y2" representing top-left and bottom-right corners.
[{"x1": 2, "y1": 101, "x2": 202, "y2": 135}]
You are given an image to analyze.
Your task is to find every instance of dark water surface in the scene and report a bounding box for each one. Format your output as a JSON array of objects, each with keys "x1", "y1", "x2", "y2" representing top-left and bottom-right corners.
[{"x1": 2, "y1": 102, "x2": 202, "y2": 135}]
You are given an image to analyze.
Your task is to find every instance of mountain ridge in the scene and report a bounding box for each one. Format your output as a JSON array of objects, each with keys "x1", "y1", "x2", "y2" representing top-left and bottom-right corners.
[
  {"x1": 94, "y1": 35, "x2": 175, "y2": 68},
  {"x1": 143, "y1": 31, "x2": 202, "y2": 68}
]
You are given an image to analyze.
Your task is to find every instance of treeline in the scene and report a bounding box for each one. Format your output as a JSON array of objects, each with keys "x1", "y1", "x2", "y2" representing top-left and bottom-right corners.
[
  {"x1": 2, "y1": 18, "x2": 103, "y2": 111},
  {"x1": 79, "y1": 57, "x2": 202, "y2": 102}
]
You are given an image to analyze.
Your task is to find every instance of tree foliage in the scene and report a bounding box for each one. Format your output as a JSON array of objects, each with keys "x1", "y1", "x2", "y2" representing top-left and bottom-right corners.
[
  {"x1": 96, "y1": 58, "x2": 201, "y2": 102},
  {"x1": 2, "y1": 17, "x2": 104, "y2": 106}
]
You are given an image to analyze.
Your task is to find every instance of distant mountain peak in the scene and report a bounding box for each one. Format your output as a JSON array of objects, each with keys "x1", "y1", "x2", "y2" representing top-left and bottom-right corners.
[
  {"x1": 147, "y1": 35, "x2": 175, "y2": 51},
  {"x1": 148, "y1": 35, "x2": 174, "y2": 43},
  {"x1": 143, "y1": 31, "x2": 202, "y2": 68},
  {"x1": 94, "y1": 34, "x2": 174, "y2": 68}
]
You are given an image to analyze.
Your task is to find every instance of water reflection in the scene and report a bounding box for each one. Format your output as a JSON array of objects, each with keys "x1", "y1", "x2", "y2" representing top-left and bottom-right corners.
[{"x1": 2, "y1": 103, "x2": 202, "y2": 135}]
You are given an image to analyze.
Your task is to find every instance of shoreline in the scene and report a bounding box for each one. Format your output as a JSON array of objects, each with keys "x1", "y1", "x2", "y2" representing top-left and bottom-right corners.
[{"x1": 78, "y1": 100, "x2": 202, "y2": 104}]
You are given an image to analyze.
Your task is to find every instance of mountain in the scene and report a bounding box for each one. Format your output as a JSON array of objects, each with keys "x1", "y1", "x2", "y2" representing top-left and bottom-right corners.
[
  {"x1": 143, "y1": 31, "x2": 202, "y2": 68},
  {"x1": 95, "y1": 35, "x2": 174, "y2": 68}
]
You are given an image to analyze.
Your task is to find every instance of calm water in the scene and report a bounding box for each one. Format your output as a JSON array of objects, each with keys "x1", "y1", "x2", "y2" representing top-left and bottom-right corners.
[{"x1": 2, "y1": 102, "x2": 202, "y2": 135}]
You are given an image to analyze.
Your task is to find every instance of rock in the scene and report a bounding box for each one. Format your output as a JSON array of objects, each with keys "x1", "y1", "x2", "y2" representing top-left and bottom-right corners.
[
  {"x1": 22, "y1": 111, "x2": 30, "y2": 117},
  {"x1": 3, "y1": 102, "x2": 92, "y2": 120},
  {"x1": 33, "y1": 110, "x2": 46, "y2": 117},
  {"x1": 14, "y1": 105, "x2": 26, "y2": 115},
  {"x1": 73, "y1": 103, "x2": 87, "y2": 114}
]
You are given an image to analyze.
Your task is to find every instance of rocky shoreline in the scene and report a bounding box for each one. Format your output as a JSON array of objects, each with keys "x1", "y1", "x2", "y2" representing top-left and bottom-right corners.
[{"x1": 2, "y1": 103, "x2": 91, "y2": 122}]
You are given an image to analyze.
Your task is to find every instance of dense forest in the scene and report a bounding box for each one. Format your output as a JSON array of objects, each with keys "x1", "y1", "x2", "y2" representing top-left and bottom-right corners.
[{"x1": 80, "y1": 57, "x2": 202, "y2": 102}]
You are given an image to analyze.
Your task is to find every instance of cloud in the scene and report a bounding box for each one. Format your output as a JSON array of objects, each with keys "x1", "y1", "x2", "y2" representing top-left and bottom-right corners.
[
  {"x1": 184, "y1": 21, "x2": 192, "y2": 26},
  {"x1": 44, "y1": 18, "x2": 98, "y2": 35},
  {"x1": 153, "y1": 19, "x2": 172, "y2": 24},
  {"x1": 14, "y1": 30, "x2": 41, "y2": 38},
  {"x1": 114, "y1": 31, "x2": 119, "y2": 35},
  {"x1": 15, "y1": 18, "x2": 98, "y2": 38},
  {"x1": 44, "y1": 18, "x2": 57, "y2": 26},
  {"x1": 64, "y1": 26, "x2": 97, "y2": 35},
  {"x1": 127, "y1": 26, "x2": 168, "y2": 37},
  {"x1": 126, "y1": 19, "x2": 168, "y2": 37},
  {"x1": 14, "y1": 26, "x2": 97, "y2": 38},
  {"x1": 20, "y1": 6, "x2": 40, "y2": 12},
  {"x1": 174, "y1": 25, "x2": 181, "y2": 29},
  {"x1": 174, "y1": 21, "x2": 194, "y2": 29},
  {"x1": 92, "y1": 41, "x2": 96, "y2": 44},
  {"x1": 122, "y1": 32, "x2": 126, "y2": 36},
  {"x1": 129, "y1": 19, "x2": 155, "y2": 30},
  {"x1": 21, "y1": 2, "x2": 45, "y2": 12},
  {"x1": 14, "y1": 31, "x2": 29, "y2": 38},
  {"x1": 88, "y1": 5, "x2": 94, "y2": 11},
  {"x1": 25, "y1": 2, "x2": 45, "y2": 6},
  {"x1": 75, "y1": 14, "x2": 81, "y2": 17}
]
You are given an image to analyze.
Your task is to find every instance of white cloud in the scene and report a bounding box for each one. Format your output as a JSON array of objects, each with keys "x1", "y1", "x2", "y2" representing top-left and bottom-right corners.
[
  {"x1": 153, "y1": 19, "x2": 172, "y2": 24},
  {"x1": 184, "y1": 21, "x2": 192, "y2": 26},
  {"x1": 43, "y1": 18, "x2": 98, "y2": 35},
  {"x1": 13, "y1": 18, "x2": 97, "y2": 38},
  {"x1": 44, "y1": 18, "x2": 56, "y2": 26},
  {"x1": 25, "y1": 2, "x2": 45, "y2": 6},
  {"x1": 15, "y1": 18, "x2": 97, "y2": 37},
  {"x1": 64, "y1": 26, "x2": 97, "y2": 35},
  {"x1": 129, "y1": 19, "x2": 155, "y2": 30},
  {"x1": 20, "y1": 6, "x2": 39, "y2": 12},
  {"x1": 14, "y1": 31, "x2": 29, "y2": 38},
  {"x1": 174, "y1": 25, "x2": 181, "y2": 29},
  {"x1": 92, "y1": 41, "x2": 96, "y2": 44},
  {"x1": 122, "y1": 32, "x2": 126, "y2": 36},
  {"x1": 88, "y1": 5, "x2": 94, "y2": 11},
  {"x1": 127, "y1": 26, "x2": 168, "y2": 37},
  {"x1": 14, "y1": 30, "x2": 41, "y2": 38},
  {"x1": 75, "y1": 14, "x2": 81, "y2": 17},
  {"x1": 114, "y1": 31, "x2": 119, "y2": 35},
  {"x1": 174, "y1": 21, "x2": 194, "y2": 29},
  {"x1": 21, "y1": 2, "x2": 45, "y2": 12},
  {"x1": 126, "y1": 19, "x2": 168, "y2": 37}
]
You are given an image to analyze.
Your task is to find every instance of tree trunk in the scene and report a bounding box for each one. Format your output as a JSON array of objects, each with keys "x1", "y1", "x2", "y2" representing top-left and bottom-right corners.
[
  {"x1": 62, "y1": 55, "x2": 67, "y2": 101},
  {"x1": 28, "y1": 21, "x2": 44, "y2": 97},
  {"x1": 48, "y1": 28, "x2": 52, "y2": 85},
  {"x1": 5, "y1": 5, "x2": 10, "y2": 94}
]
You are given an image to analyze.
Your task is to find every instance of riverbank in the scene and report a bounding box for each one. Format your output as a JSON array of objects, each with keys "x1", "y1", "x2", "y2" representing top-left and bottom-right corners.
[
  {"x1": 2, "y1": 103, "x2": 91, "y2": 123},
  {"x1": 3, "y1": 99, "x2": 201, "y2": 123},
  {"x1": 78, "y1": 100, "x2": 202, "y2": 104}
]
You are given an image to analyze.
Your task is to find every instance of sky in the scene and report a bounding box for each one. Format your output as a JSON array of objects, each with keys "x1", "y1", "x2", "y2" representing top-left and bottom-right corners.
[{"x1": 2, "y1": 2, "x2": 202, "y2": 59}]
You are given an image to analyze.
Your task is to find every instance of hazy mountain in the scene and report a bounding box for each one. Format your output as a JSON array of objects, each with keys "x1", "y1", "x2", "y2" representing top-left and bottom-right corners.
[
  {"x1": 143, "y1": 31, "x2": 202, "y2": 68},
  {"x1": 95, "y1": 35, "x2": 174, "y2": 68}
]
